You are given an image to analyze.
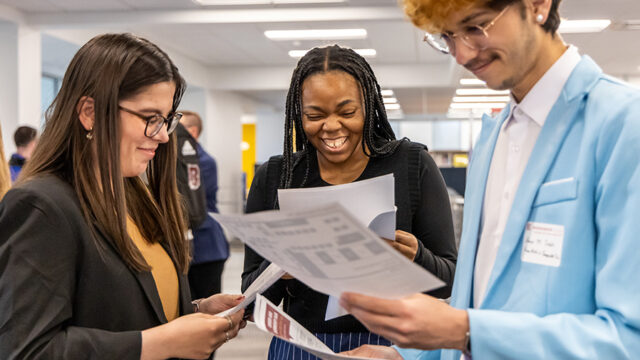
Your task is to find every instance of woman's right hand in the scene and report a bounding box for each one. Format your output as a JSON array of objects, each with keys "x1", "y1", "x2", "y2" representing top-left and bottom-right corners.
[{"x1": 140, "y1": 310, "x2": 245, "y2": 360}]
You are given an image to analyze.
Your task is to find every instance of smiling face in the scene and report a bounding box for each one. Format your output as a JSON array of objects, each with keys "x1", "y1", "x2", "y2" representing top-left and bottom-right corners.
[
  {"x1": 118, "y1": 81, "x2": 175, "y2": 177},
  {"x1": 444, "y1": 4, "x2": 540, "y2": 91},
  {"x1": 301, "y1": 70, "x2": 367, "y2": 169}
]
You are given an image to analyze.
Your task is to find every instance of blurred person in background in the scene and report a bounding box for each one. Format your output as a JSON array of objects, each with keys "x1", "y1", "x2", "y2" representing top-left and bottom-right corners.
[
  {"x1": 179, "y1": 110, "x2": 230, "y2": 301},
  {"x1": 9, "y1": 125, "x2": 38, "y2": 182}
]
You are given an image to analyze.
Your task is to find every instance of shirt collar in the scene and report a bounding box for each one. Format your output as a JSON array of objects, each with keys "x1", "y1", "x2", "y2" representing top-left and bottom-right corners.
[{"x1": 508, "y1": 45, "x2": 582, "y2": 127}]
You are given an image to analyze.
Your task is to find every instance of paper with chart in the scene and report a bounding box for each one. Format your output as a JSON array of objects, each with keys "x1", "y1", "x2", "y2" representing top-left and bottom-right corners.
[
  {"x1": 216, "y1": 263, "x2": 286, "y2": 317},
  {"x1": 278, "y1": 173, "x2": 397, "y2": 320},
  {"x1": 278, "y1": 173, "x2": 397, "y2": 240},
  {"x1": 211, "y1": 203, "x2": 444, "y2": 304},
  {"x1": 253, "y1": 295, "x2": 382, "y2": 360}
]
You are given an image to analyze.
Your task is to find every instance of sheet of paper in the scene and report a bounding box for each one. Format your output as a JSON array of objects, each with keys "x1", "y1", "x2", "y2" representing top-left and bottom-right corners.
[
  {"x1": 211, "y1": 203, "x2": 444, "y2": 303},
  {"x1": 278, "y1": 173, "x2": 396, "y2": 240},
  {"x1": 216, "y1": 263, "x2": 286, "y2": 317},
  {"x1": 278, "y1": 174, "x2": 398, "y2": 321},
  {"x1": 254, "y1": 295, "x2": 382, "y2": 360}
]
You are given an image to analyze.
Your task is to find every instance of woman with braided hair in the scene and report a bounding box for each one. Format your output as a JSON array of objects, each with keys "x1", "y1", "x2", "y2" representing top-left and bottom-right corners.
[{"x1": 242, "y1": 44, "x2": 457, "y2": 359}]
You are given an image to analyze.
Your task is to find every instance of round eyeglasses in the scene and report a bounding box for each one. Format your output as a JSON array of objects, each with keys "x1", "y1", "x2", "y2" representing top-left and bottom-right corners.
[
  {"x1": 119, "y1": 106, "x2": 182, "y2": 138},
  {"x1": 423, "y1": 5, "x2": 510, "y2": 56}
]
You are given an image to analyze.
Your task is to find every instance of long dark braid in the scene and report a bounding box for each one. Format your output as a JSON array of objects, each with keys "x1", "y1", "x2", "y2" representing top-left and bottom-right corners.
[{"x1": 280, "y1": 45, "x2": 402, "y2": 194}]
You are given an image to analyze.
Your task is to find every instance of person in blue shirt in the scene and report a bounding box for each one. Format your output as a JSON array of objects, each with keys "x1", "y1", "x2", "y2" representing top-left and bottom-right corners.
[
  {"x1": 180, "y1": 110, "x2": 230, "y2": 300},
  {"x1": 9, "y1": 126, "x2": 37, "y2": 182},
  {"x1": 340, "y1": 0, "x2": 640, "y2": 359}
]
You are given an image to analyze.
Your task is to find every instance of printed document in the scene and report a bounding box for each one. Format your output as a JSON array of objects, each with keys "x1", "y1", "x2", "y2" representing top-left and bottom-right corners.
[
  {"x1": 211, "y1": 203, "x2": 444, "y2": 302},
  {"x1": 278, "y1": 174, "x2": 396, "y2": 320},
  {"x1": 278, "y1": 173, "x2": 396, "y2": 240},
  {"x1": 254, "y1": 295, "x2": 382, "y2": 360},
  {"x1": 216, "y1": 263, "x2": 286, "y2": 317}
]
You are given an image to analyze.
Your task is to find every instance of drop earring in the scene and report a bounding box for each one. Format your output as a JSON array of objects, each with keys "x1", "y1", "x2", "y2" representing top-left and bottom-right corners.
[
  {"x1": 86, "y1": 129, "x2": 93, "y2": 140},
  {"x1": 536, "y1": 14, "x2": 544, "y2": 23}
]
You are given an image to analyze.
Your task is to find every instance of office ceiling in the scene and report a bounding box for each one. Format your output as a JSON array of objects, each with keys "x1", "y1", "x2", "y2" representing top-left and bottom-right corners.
[{"x1": 1, "y1": 0, "x2": 639, "y2": 115}]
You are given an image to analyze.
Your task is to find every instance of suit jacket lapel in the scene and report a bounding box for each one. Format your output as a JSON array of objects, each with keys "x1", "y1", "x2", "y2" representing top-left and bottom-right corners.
[
  {"x1": 480, "y1": 56, "x2": 602, "y2": 307},
  {"x1": 93, "y1": 225, "x2": 169, "y2": 323},
  {"x1": 451, "y1": 107, "x2": 511, "y2": 309}
]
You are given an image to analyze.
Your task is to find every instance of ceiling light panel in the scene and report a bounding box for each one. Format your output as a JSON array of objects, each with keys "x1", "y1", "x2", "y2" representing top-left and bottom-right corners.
[
  {"x1": 380, "y1": 90, "x2": 395, "y2": 97},
  {"x1": 265, "y1": 28, "x2": 367, "y2": 41},
  {"x1": 385, "y1": 103, "x2": 401, "y2": 110},
  {"x1": 383, "y1": 97, "x2": 398, "y2": 104},
  {"x1": 559, "y1": 19, "x2": 611, "y2": 33},
  {"x1": 456, "y1": 89, "x2": 510, "y2": 96},
  {"x1": 450, "y1": 102, "x2": 507, "y2": 109},
  {"x1": 459, "y1": 78, "x2": 486, "y2": 86},
  {"x1": 453, "y1": 96, "x2": 511, "y2": 103}
]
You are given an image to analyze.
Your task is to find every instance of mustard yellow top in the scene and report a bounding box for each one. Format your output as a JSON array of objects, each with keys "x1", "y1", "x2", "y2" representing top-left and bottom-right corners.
[{"x1": 127, "y1": 216, "x2": 180, "y2": 322}]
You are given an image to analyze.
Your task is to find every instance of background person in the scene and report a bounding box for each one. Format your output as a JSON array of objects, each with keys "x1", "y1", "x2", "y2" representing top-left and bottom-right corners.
[
  {"x1": 9, "y1": 125, "x2": 37, "y2": 182},
  {"x1": 0, "y1": 33, "x2": 243, "y2": 360},
  {"x1": 179, "y1": 110, "x2": 230, "y2": 301},
  {"x1": 341, "y1": 0, "x2": 640, "y2": 359},
  {"x1": 242, "y1": 44, "x2": 457, "y2": 359}
]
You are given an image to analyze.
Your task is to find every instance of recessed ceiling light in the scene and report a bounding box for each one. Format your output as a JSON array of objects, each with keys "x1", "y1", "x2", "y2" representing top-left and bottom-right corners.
[
  {"x1": 459, "y1": 78, "x2": 485, "y2": 86},
  {"x1": 385, "y1": 103, "x2": 401, "y2": 110},
  {"x1": 559, "y1": 19, "x2": 611, "y2": 33},
  {"x1": 383, "y1": 97, "x2": 398, "y2": 104},
  {"x1": 266, "y1": 28, "x2": 367, "y2": 41},
  {"x1": 195, "y1": 0, "x2": 345, "y2": 5},
  {"x1": 289, "y1": 48, "x2": 376, "y2": 58},
  {"x1": 456, "y1": 88, "x2": 510, "y2": 96},
  {"x1": 453, "y1": 96, "x2": 511, "y2": 103},
  {"x1": 450, "y1": 102, "x2": 506, "y2": 109},
  {"x1": 381, "y1": 89, "x2": 395, "y2": 97}
]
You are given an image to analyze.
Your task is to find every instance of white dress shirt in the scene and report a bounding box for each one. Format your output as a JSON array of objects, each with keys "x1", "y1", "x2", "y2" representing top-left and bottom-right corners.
[{"x1": 472, "y1": 46, "x2": 582, "y2": 307}]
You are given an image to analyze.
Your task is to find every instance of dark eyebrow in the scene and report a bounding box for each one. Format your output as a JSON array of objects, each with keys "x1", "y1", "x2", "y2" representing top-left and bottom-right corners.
[
  {"x1": 460, "y1": 10, "x2": 491, "y2": 25},
  {"x1": 336, "y1": 99, "x2": 354, "y2": 108},
  {"x1": 302, "y1": 105, "x2": 326, "y2": 112},
  {"x1": 135, "y1": 108, "x2": 161, "y2": 113}
]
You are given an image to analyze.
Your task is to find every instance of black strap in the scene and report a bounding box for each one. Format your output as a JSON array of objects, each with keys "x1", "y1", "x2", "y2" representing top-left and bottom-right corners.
[{"x1": 265, "y1": 156, "x2": 284, "y2": 210}]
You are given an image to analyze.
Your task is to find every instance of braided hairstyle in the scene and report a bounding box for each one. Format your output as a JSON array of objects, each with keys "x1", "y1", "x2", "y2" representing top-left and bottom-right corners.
[{"x1": 280, "y1": 45, "x2": 402, "y2": 192}]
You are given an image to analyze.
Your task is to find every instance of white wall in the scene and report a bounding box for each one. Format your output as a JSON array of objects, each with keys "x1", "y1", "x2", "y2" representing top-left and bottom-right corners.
[
  {"x1": 256, "y1": 105, "x2": 284, "y2": 164},
  {"x1": 0, "y1": 21, "x2": 41, "y2": 156},
  {"x1": 203, "y1": 90, "x2": 255, "y2": 214}
]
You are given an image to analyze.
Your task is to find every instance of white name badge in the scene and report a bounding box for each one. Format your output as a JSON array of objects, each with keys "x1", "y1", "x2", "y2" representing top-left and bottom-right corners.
[{"x1": 521, "y1": 222, "x2": 564, "y2": 267}]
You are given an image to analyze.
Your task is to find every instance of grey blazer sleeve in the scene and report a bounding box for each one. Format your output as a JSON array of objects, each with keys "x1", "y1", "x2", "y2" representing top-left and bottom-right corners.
[{"x1": 0, "y1": 187, "x2": 141, "y2": 360}]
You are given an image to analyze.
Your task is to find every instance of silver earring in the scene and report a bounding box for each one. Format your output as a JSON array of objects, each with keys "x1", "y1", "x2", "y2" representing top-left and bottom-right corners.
[
  {"x1": 536, "y1": 14, "x2": 544, "y2": 23},
  {"x1": 86, "y1": 129, "x2": 93, "y2": 140}
]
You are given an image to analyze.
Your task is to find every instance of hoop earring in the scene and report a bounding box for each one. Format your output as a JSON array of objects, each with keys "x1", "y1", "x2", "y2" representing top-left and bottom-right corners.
[{"x1": 536, "y1": 14, "x2": 544, "y2": 23}]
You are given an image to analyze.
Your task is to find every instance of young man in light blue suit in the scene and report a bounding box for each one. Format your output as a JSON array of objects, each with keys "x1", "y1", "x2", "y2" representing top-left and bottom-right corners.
[{"x1": 339, "y1": 0, "x2": 640, "y2": 359}]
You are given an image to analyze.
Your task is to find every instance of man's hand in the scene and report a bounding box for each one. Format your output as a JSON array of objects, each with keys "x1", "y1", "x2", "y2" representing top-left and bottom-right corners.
[
  {"x1": 383, "y1": 230, "x2": 419, "y2": 261},
  {"x1": 341, "y1": 345, "x2": 402, "y2": 359},
  {"x1": 340, "y1": 293, "x2": 469, "y2": 351}
]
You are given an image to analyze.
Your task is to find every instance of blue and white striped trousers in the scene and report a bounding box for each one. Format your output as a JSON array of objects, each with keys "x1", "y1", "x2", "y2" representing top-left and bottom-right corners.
[{"x1": 268, "y1": 332, "x2": 392, "y2": 359}]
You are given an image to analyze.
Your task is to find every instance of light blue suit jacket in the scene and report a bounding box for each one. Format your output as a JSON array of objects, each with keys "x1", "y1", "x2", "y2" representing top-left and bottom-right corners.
[{"x1": 397, "y1": 56, "x2": 640, "y2": 359}]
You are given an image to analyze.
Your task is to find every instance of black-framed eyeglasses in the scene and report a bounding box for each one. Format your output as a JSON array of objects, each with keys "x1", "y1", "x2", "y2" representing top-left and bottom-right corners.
[
  {"x1": 119, "y1": 106, "x2": 182, "y2": 138},
  {"x1": 423, "y1": 5, "x2": 511, "y2": 55}
]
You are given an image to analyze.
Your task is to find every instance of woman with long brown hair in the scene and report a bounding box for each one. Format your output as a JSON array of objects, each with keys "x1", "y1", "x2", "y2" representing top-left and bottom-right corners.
[{"x1": 0, "y1": 33, "x2": 243, "y2": 359}]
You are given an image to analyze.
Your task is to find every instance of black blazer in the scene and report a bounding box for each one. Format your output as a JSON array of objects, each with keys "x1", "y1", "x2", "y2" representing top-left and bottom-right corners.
[{"x1": 0, "y1": 175, "x2": 193, "y2": 359}]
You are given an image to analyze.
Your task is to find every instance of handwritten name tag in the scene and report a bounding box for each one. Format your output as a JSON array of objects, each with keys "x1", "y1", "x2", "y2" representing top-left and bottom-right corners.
[{"x1": 521, "y1": 222, "x2": 564, "y2": 267}]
